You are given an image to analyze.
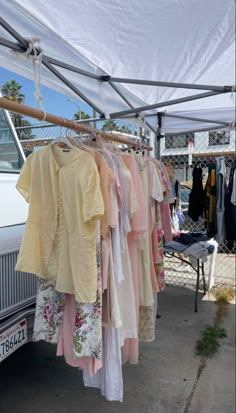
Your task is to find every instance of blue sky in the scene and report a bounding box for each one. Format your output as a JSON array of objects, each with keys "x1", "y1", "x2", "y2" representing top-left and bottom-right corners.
[{"x1": 0, "y1": 67, "x2": 93, "y2": 124}]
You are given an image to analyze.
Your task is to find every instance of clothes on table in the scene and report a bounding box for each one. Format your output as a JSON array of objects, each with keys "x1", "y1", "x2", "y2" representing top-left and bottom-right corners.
[
  {"x1": 164, "y1": 238, "x2": 218, "y2": 289},
  {"x1": 184, "y1": 241, "x2": 214, "y2": 266},
  {"x1": 16, "y1": 140, "x2": 174, "y2": 402},
  {"x1": 164, "y1": 241, "x2": 187, "y2": 252},
  {"x1": 175, "y1": 231, "x2": 208, "y2": 245}
]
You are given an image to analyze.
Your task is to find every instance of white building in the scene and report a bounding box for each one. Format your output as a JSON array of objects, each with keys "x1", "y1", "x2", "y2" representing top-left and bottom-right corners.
[{"x1": 160, "y1": 129, "x2": 236, "y2": 182}]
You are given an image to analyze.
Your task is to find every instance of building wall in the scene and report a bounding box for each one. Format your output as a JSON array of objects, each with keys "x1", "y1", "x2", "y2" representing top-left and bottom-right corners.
[
  {"x1": 160, "y1": 130, "x2": 235, "y2": 158},
  {"x1": 160, "y1": 129, "x2": 235, "y2": 183}
]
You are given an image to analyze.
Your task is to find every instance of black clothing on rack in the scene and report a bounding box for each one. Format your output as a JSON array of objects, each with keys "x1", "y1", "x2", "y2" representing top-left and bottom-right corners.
[
  {"x1": 188, "y1": 165, "x2": 204, "y2": 222},
  {"x1": 225, "y1": 161, "x2": 236, "y2": 250}
]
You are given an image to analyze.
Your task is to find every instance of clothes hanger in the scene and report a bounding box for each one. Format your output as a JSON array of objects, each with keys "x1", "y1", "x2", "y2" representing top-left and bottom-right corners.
[
  {"x1": 134, "y1": 139, "x2": 141, "y2": 154},
  {"x1": 52, "y1": 136, "x2": 74, "y2": 149},
  {"x1": 52, "y1": 121, "x2": 74, "y2": 149},
  {"x1": 95, "y1": 133, "x2": 106, "y2": 150},
  {"x1": 67, "y1": 135, "x2": 84, "y2": 150}
]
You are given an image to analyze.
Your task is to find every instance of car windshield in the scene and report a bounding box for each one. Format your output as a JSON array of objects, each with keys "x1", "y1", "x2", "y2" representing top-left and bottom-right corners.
[{"x1": 0, "y1": 109, "x2": 24, "y2": 172}]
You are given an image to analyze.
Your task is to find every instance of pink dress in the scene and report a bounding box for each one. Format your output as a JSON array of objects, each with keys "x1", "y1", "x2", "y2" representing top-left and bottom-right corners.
[
  {"x1": 121, "y1": 154, "x2": 147, "y2": 364},
  {"x1": 56, "y1": 294, "x2": 102, "y2": 376},
  {"x1": 159, "y1": 163, "x2": 173, "y2": 243}
]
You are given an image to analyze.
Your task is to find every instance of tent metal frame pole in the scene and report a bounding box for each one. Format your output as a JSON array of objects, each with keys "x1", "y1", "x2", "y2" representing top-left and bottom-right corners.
[
  {"x1": 0, "y1": 17, "x2": 104, "y2": 115},
  {"x1": 0, "y1": 17, "x2": 28, "y2": 49},
  {"x1": 0, "y1": 48, "x2": 104, "y2": 116},
  {"x1": 103, "y1": 76, "x2": 233, "y2": 93},
  {"x1": 42, "y1": 57, "x2": 104, "y2": 115},
  {"x1": 164, "y1": 124, "x2": 228, "y2": 136},
  {"x1": 0, "y1": 18, "x2": 234, "y2": 96},
  {"x1": 162, "y1": 113, "x2": 230, "y2": 126},
  {"x1": 46, "y1": 57, "x2": 100, "y2": 80},
  {"x1": 0, "y1": 15, "x2": 231, "y2": 96},
  {"x1": 110, "y1": 91, "x2": 223, "y2": 117},
  {"x1": 156, "y1": 113, "x2": 162, "y2": 160},
  {"x1": 107, "y1": 81, "x2": 157, "y2": 134},
  {"x1": 0, "y1": 16, "x2": 235, "y2": 132},
  {"x1": 0, "y1": 36, "x2": 25, "y2": 52},
  {"x1": 108, "y1": 82, "x2": 135, "y2": 109}
]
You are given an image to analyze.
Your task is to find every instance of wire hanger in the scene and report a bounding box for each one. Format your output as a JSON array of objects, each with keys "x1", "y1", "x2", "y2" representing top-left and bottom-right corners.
[{"x1": 52, "y1": 119, "x2": 74, "y2": 149}]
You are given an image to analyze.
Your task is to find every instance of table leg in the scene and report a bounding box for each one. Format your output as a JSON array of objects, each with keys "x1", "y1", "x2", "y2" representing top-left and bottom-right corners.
[
  {"x1": 195, "y1": 260, "x2": 200, "y2": 312},
  {"x1": 202, "y1": 262, "x2": 206, "y2": 295}
]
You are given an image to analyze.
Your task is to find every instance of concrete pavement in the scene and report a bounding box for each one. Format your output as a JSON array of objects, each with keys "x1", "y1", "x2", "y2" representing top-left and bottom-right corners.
[
  {"x1": 188, "y1": 302, "x2": 235, "y2": 413},
  {"x1": 0, "y1": 286, "x2": 234, "y2": 413}
]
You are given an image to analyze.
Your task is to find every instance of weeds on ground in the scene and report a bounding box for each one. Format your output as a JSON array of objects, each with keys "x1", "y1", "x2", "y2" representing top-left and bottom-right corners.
[
  {"x1": 195, "y1": 324, "x2": 227, "y2": 358},
  {"x1": 213, "y1": 287, "x2": 235, "y2": 304}
]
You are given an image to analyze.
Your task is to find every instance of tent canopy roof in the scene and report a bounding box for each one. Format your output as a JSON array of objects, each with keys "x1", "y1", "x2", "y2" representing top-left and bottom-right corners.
[{"x1": 0, "y1": 0, "x2": 235, "y2": 133}]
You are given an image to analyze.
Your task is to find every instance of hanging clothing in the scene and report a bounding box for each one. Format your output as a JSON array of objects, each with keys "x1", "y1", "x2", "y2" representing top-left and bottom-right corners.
[
  {"x1": 204, "y1": 163, "x2": 217, "y2": 238},
  {"x1": 83, "y1": 147, "x2": 114, "y2": 239},
  {"x1": 154, "y1": 201, "x2": 165, "y2": 291},
  {"x1": 231, "y1": 168, "x2": 236, "y2": 206},
  {"x1": 121, "y1": 153, "x2": 147, "y2": 364},
  {"x1": 16, "y1": 137, "x2": 171, "y2": 403},
  {"x1": 158, "y1": 162, "x2": 174, "y2": 243},
  {"x1": 215, "y1": 157, "x2": 226, "y2": 244},
  {"x1": 134, "y1": 152, "x2": 153, "y2": 307},
  {"x1": 83, "y1": 327, "x2": 123, "y2": 402},
  {"x1": 33, "y1": 278, "x2": 65, "y2": 344},
  {"x1": 16, "y1": 144, "x2": 104, "y2": 303},
  {"x1": 188, "y1": 165, "x2": 204, "y2": 222},
  {"x1": 225, "y1": 162, "x2": 236, "y2": 250}
]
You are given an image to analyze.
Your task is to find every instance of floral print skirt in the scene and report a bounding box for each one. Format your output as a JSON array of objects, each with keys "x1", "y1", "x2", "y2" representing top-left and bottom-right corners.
[{"x1": 33, "y1": 244, "x2": 102, "y2": 360}]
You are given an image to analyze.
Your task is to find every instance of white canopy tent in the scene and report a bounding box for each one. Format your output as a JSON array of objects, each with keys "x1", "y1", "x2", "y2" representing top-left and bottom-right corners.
[{"x1": 0, "y1": 0, "x2": 235, "y2": 134}]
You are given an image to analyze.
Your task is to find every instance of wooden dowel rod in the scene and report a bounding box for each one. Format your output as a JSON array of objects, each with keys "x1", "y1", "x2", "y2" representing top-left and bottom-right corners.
[{"x1": 0, "y1": 97, "x2": 153, "y2": 150}]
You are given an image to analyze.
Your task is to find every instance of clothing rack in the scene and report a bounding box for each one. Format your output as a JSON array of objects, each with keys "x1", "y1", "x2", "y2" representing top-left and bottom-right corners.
[{"x1": 0, "y1": 97, "x2": 153, "y2": 151}]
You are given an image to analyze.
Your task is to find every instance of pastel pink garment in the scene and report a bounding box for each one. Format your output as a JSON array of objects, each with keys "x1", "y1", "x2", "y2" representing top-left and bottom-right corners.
[
  {"x1": 102, "y1": 235, "x2": 110, "y2": 291},
  {"x1": 57, "y1": 294, "x2": 102, "y2": 376},
  {"x1": 122, "y1": 233, "x2": 139, "y2": 364},
  {"x1": 155, "y1": 202, "x2": 165, "y2": 290},
  {"x1": 121, "y1": 154, "x2": 147, "y2": 238},
  {"x1": 160, "y1": 203, "x2": 172, "y2": 243},
  {"x1": 152, "y1": 222, "x2": 160, "y2": 264},
  {"x1": 135, "y1": 152, "x2": 153, "y2": 307},
  {"x1": 147, "y1": 159, "x2": 160, "y2": 293},
  {"x1": 121, "y1": 155, "x2": 147, "y2": 364}
]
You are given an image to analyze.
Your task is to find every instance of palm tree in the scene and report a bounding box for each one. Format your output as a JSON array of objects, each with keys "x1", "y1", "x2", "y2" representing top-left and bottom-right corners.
[
  {"x1": 74, "y1": 110, "x2": 90, "y2": 121},
  {"x1": 1, "y1": 80, "x2": 32, "y2": 134},
  {"x1": 119, "y1": 125, "x2": 132, "y2": 134},
  {"x1": 101, "y1": 119, "x2": 119, "y2": 131},
  {"x1": 14, "y1": 115, "x2": 32, "y2": 140},
  {"x1": 1, "y1": 80, "x2": 25, "y2": 103}
]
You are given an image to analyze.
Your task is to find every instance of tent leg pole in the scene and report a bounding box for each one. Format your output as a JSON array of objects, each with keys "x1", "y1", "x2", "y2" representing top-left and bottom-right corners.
[{"x1": 156, "y1": 112, "x2": 162, "y2": 160}]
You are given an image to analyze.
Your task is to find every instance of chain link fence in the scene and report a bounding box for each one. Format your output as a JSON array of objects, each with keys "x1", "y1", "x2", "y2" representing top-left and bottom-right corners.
[
  {"x1": 16, "y1": 118, "x2": 150, "y2": 153},
  {"x1": 15, "y1": 121, "x2": 235, "y2": 290},
  {"x1": 161, "y1": 129, "x2": 236, "y2": 290},
  {"x1": 0, "y1": 109, "x2": 24, "y2": 171}
]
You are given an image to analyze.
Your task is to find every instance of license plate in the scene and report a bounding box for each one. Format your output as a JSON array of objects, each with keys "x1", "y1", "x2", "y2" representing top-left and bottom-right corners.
[{"x1": 0, "y1": 319, "x2": 27, "y2": 362}]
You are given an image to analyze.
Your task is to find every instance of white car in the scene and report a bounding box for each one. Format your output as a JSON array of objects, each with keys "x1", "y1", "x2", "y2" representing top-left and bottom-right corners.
[{"x1": 0, "y1": 107, "x2": 37, "y2": 364}]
